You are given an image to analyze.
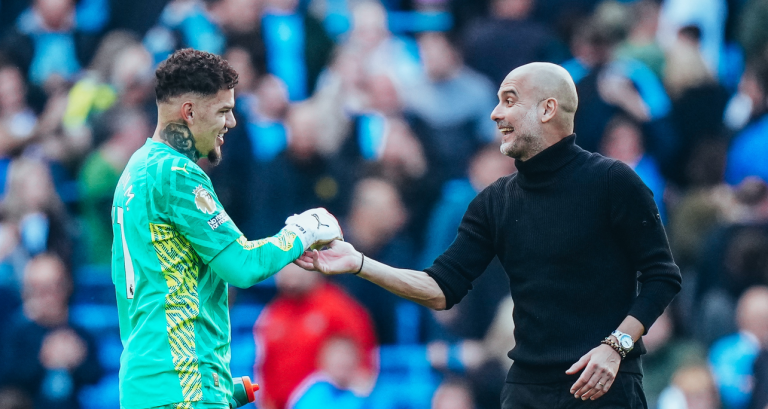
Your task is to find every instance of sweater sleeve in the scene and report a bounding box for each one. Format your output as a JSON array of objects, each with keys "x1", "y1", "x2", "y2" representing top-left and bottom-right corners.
[
  {"x1": 608, "y1": 162, "x2": 682, "y2": 333},
  {"x1": 424, "y1": 186, "x2": 497, "y2": 309}
]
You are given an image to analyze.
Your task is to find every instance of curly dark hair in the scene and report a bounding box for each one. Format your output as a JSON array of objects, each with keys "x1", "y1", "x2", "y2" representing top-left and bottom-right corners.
[{"x1": 155, "y1": 48, "x2": 239, "y2": 102}]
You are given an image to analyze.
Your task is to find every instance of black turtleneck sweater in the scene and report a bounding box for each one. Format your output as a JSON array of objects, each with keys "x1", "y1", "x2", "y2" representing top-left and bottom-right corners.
[{"x1": 425, "y1": 135, "x2": 682, "y2": 383}]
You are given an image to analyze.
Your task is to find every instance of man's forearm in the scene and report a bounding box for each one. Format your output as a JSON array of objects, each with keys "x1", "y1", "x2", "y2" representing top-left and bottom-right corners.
[
  {"x1": 209, "y1": 230, "x2": 303, "y2": 288},
  {"x1": 357, "y1": 256, "x2": 447, "y2": 310}
]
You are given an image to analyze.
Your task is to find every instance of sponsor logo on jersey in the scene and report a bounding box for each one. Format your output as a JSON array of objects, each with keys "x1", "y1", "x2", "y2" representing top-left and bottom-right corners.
[
  {"x1": 208, "y1": 212, "x2": 230, "y2": 230},
  {"x1": 193, "y1": 185, "x2": 217, "y2": 214}
]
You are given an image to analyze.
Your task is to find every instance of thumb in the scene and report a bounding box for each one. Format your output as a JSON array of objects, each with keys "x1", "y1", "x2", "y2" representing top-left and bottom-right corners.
[{"x1": 566, "y1": 352, "x2": 591, "y2": 374}]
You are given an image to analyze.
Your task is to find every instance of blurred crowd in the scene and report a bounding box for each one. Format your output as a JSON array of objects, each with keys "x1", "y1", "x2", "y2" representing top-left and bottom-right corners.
[{"x1": 0, "y1": 0, "x2": 767, "y2": 408}]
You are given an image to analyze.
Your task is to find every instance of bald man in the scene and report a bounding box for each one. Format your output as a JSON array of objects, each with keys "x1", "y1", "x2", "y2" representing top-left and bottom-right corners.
[{"x1": 296, "y1": 63, "x2": 682, "y2": 408}]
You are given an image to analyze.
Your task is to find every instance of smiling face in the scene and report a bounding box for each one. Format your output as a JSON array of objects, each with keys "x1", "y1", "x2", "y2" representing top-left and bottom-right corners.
[
  {"x1": 189, "y1": 88, "x2": 236, "y2": 165},
  {"x1": 490, "y1": 70, "x2": 546, "y2": 161},
  {"x1": 490, "y1": 63, "x2": 578, "y2": 161}
]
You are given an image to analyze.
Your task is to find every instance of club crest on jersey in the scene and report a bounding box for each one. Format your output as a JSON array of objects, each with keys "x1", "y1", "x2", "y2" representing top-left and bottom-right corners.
[{"x1": 193, "y1": 185, "x2": 216, "y2": 214}]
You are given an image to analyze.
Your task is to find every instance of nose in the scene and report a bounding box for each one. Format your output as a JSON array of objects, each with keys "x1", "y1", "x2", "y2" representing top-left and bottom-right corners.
[
  {"x1": 226, "y1": 110, "x2": 236, "y2": 129},
  {"x1": 490, "y1": 103, "x2": 503, "y2": 122}
]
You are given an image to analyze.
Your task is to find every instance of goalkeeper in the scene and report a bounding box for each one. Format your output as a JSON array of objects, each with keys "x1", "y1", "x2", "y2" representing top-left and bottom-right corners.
[{"x1": 110, "y1": 48, "x2": 342, "y2": 409}]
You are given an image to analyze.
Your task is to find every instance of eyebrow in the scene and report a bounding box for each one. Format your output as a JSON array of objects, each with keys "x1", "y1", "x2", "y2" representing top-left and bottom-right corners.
[{"x1": 498, "y1": 88, "x2": 518, "y2": 100}]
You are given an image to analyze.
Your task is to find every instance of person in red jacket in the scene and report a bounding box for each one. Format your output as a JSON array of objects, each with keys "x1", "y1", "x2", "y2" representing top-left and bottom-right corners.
[{"x1": 253, "y1": 263, "x2": 378, "y2": 409}]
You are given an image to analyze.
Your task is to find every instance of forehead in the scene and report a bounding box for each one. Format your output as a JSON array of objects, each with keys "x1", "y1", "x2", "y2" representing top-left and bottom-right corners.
[
  {"x1": 197, "y1": 88, "x2": 235, "y2": 108},
  {"x1": 497, "y1": 70, "x2": 529, "y2": 98}
]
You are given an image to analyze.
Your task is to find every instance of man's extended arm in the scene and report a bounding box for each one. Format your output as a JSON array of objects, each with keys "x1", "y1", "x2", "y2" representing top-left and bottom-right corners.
[
  {"x1": 210, "y1": 208, "x2": 344, "y2": 288},
  {"x1": 294, "y1": 241, "x2": 447, "y2": 310},
  {"x1": 210, "y1": 230, "x2": 304, "y2": 288}
]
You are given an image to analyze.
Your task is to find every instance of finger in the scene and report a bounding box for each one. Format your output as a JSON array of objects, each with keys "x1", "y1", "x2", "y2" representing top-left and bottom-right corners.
[
  {"x1": 566, "y1": 353, "x2": 590, "y2": 375},
  {"x1": 590, "y1": 376, "x2": 615, "y2": 401},
  {"x1": 312, "y1": 250, "x2": 327, "y2": 274},
  {"x1": 571, "y1": 363, "x2": 597, "y2": 398},
  {"x1": 575, "y1": 368, "x2": 602, "y2": 399},
  {"x1": 578, "y1": 371, "x2": 604, "y2": 400},
  {"x1": 293, "y1": 258, "x2": 313, "y2": 269}
]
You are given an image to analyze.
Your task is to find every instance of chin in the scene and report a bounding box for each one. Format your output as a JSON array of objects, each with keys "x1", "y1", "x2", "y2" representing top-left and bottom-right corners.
[{"x1": 208, "y1": 147, "x2": 222, "y2": 166}]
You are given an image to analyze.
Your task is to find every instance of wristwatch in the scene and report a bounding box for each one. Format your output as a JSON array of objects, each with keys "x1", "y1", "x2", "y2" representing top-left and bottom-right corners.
[{"x1": 611, "y1": 330, "x2": 634, "y2": 355}]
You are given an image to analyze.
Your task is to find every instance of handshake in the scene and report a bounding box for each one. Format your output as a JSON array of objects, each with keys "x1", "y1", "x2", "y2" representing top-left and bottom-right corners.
[{"x1": 283, "y1": 208, "x2": 344, "y2": 251}]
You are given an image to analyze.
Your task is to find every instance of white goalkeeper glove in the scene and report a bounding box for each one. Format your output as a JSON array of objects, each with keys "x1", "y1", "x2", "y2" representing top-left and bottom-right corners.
[{"x1": 283, "y1": 208, "x2": 344, "y2": 251}]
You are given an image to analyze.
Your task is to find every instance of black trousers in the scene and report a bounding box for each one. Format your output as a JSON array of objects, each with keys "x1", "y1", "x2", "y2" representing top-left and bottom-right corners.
[{"x1": 501, "y1": 373, "x2": 647, "y2": 409}]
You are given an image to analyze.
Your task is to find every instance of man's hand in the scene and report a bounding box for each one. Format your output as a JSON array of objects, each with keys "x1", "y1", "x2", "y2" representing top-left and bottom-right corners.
[
  {"x1": 284, "y1": 208, "x2": 343, "y2": 251},
  {"x1": 294, "y1": 240, "x2": 361, "y2": 275},
  {"x1": 566, "y1": 343, "x2": 621, "y2": 401}
]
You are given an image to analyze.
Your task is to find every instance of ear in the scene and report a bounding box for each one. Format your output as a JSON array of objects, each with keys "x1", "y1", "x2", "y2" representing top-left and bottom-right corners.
[
  {"x1": 181, "y1": 100, "x2": 195, "y2": 125},
  {"x1": 540, "y1": 98, "x2": 558, "y2": 124}
]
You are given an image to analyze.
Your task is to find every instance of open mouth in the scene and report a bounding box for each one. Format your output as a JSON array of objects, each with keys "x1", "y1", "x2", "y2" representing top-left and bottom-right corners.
[{"x1": 499, "y1": 127, "x2": 514, "y2": 136}]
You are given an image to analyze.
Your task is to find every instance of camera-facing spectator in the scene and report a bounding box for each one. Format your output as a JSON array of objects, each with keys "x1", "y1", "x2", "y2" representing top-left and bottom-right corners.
[
  {"x1": 0, "y1": 254, "x2": 102, "y2": 409},
  {"x1": 288, "y1": 336, "x2": 369, "y2": 409},
  {"x1": 254, "y1": 264, "x2": 377, "y2": 409}
]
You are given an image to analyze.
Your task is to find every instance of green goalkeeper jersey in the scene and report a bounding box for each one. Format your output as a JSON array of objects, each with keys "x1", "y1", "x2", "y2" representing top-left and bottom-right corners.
[{"x1": 111, "y1": 139, "x2": 291, "y2": 409}]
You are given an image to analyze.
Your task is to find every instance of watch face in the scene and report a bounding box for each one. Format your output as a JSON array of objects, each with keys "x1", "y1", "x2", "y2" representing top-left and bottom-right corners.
[{"x1": 619, "y1": 335, "x2": 633, "y2": 349}]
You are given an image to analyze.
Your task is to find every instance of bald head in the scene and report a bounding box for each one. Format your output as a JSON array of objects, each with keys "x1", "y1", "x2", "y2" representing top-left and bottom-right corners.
[
  {"x1": 505, "y1": 62, "x2": 578, "y2": 124},
  {"x1": 491, "y1": 62, "x2": 579, "y2": 160}
]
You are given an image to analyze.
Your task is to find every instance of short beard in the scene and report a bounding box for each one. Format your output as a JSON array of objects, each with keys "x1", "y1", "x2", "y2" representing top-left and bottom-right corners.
[
  {"x1": 208, "y1": 147, "x2": 222, "y2": 166},
  {"x1": 500, "y1": 108, "x2": 544, "y2": 161}
]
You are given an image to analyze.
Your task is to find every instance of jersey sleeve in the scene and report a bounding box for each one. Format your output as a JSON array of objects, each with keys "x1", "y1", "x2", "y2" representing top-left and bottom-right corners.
[{"x1": 159, "y1": 157, "x2": 243, "y2": 264}]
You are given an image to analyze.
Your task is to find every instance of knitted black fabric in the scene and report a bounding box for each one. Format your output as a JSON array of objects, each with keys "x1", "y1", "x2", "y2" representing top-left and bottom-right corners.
[{"x1": 424, "y1": 134, "x2": 682, "y2": 383}]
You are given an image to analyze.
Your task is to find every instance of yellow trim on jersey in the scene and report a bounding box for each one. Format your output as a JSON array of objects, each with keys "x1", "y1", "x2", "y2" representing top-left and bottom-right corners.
[
  {"x1": 236, "y1": 229, "x2": 297, "y2": 252},
  {"x1": 150, "y1": 223, "x2": 203, "y2": 403}
]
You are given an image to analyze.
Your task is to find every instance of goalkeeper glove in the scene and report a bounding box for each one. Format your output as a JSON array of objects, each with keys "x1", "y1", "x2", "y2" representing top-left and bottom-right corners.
[{"x1": 284, "y1": 208, "x2": 343, "y2": 251}]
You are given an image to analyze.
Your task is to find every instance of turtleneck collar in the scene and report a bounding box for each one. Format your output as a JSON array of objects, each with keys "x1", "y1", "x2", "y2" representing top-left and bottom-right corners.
[{"x1": 514, "y1": 134, "x2": 582, "y2": 188}]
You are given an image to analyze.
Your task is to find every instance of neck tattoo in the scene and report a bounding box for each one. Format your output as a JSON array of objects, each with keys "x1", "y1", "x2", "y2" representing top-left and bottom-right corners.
[{"x1": 160, "y1": 123, "x2": 200, "y2": 162}]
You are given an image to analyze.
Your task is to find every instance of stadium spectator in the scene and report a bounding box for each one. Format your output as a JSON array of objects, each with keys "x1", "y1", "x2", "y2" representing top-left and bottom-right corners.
[
  {"x1": 657, "y1": 0, "x2": 727, "y2": 76},
  {"x1": 563, "y1": 14, "x2": 678, "y2": 167},
  {"x1": 0, "y1": 254, "x2": 102, "y2": 409},
  {"x1": 332, "y1": 177, "x2": 420, "y2": 344},
  {"x1": 0, "y1": 65, "x2": 38, "y2": 156},
  {"x1": 664, "y1": 26, "x2": 730, "y2": 188},
  {"x1": 0, "y1": 0, "x2": 100, "y2": 87},
  {"x1": 640, "y1": 310, "x2": 707, "y2": 408},
  {"x1": 600, "y1": 114, "x2": 667, "y2": 222},
  {"x1": 261, "y1": 0, "x2": 334, "y2": 101},
  {"x1": 614, "y1": 0, "x2": 666, "y2": 79},
  {"x1": 0, "y1": 157, "x2": 73, "y2": 287},
  {"x1": 344, "y1": 1, "x2": 422, "y2": 90},
  {"x1": 60, "y1": 31, "x2": 139, "y2": 131},
  {"x1": 709, "y1": 286, "x2": 768, "y2": 409},
  {"x1": 78, "y1": 109, "x2": 150, "y2": 265},
  {"x1": 656, "y1": 365, "x2": 721, "y2": 409},
  {"x1": 287, "y1": 336, "x2": 369, "y2": 409},
  {"x1": 428, "y1": 297, "x2": 515, "y2": 409},
  {"x1": 298, "y1": 62, "x2": 682, "y2": 407},
  {"x1": 725, "y1": 60, "x2": 768, "y2": 185},
  {"x1": 254, "y1": 263, "x2": 377, "y2": 409},
  {"x1": 404, "y1": 31, "x2": 498, "y2": 183},
  {"x1": 694, "y1": 179, "x2": 768, "y2": 343},
  {"x1": 461, "y1": 0, "x2": 566, "y2": 86}
]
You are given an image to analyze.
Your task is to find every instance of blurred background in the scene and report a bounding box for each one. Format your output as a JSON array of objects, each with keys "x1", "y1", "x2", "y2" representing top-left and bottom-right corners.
[{"x1": 0, "y1": 0, "x2": 767, "y2": 408}]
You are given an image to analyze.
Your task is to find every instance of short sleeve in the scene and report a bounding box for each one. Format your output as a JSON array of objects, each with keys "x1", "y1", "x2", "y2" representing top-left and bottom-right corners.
[{"x1": 161, "y1": 158, "x2": 243, "y2": 264}]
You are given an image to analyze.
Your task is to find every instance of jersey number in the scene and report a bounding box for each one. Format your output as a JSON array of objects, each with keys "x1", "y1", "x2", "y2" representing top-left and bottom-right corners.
[{"x1": 115, "y1": 206, "x2": 136, "y2": 299}]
